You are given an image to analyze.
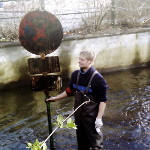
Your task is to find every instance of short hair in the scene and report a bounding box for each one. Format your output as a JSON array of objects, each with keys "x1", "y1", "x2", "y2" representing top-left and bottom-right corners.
[{"x1": 80, "y1": 50, "x2": 96, "y2": 61}]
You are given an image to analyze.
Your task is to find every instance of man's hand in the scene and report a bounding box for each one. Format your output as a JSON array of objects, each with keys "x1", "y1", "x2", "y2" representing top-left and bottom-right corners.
[
  {"x1": 46, "y1": 97, "x2": 57, "y2": 102},
  {"x1": 46, "y1": 91, "x2": 68, "y2": 102},
  {"x1": 95, "y1": 118, "x2": 103, "y2": 133}
]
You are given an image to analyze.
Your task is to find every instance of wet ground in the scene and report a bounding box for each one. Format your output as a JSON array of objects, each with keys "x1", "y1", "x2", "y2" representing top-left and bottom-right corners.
[{"x1": 0, "y1": 66, "x2": 150, "y2": 150}]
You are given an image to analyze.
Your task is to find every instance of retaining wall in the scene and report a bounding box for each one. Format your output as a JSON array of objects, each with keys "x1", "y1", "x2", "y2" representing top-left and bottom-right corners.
[{"x1": 0, "y1": 30, "x2": 149, "y2": 88}]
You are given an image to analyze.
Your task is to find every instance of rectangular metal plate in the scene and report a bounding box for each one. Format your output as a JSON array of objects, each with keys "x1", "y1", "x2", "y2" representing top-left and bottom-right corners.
[{"x1": 30, "y1": 74, "x2": 62, "y2": 92}]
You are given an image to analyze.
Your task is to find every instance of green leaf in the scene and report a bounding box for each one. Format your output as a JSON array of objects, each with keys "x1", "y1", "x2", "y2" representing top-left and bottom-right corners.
[
  {"x1": 66, "y1": 118, "x2": 77, "y2": 129},
  {"x1": 42, "y1": 142, "x2": 48, "y2": 150},
  {"x1": 57, "y1": 115, "x2": 64, "y2": 123},
  {"x1": 26, "y1": 139, "x2": 48, "y2": 150},
  {"x1": 53, "y1": 115, "x2": 64, "y2": 128},
  {"x1": 26, "y1": 142, "x2": 32, "y2": 148},
  {"x1": 67, "y1": 118, "x2": 72, "y2": 124}
]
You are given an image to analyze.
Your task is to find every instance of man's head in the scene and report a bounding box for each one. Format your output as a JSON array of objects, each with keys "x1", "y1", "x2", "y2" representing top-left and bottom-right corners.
[{"x1": 78, "y1": 51, "x2": 96, "y2": 70}]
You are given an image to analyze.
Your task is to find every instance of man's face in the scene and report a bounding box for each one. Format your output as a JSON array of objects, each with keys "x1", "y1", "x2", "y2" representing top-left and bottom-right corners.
[{"x1": 78, "y1": 55, "x2": 92, "y2": 69}]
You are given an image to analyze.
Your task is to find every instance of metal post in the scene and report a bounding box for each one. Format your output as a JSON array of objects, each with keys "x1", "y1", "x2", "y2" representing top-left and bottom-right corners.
[
  {"x1": 44, "y1": 90, "x2": 54, "y2": 150},
  {"x1": 111, "y1": 0, "x2": 115, "y2": 26}
]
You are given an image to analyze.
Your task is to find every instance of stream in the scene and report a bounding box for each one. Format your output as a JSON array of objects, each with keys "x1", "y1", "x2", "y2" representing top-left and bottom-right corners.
[{"x1": 0, "y1": 66, "x2": 149, "y2": 150}]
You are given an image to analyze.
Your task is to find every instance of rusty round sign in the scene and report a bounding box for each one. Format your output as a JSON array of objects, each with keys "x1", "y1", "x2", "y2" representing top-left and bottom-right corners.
[{"x1": 19, "y1": 11, "x2": 63, "y2": 55}]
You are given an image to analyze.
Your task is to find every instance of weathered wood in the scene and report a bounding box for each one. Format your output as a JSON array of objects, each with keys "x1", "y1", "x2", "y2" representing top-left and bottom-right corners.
[{"x1": 28, "y1": 56, "x2": 60, "y2": 74}]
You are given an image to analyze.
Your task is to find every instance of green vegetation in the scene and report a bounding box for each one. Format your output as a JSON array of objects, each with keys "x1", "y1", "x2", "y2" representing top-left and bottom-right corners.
[
  {"x1": 26, "y1": 139, "x2": 48, "y2": 150},
  {"x1": 53, "y1": 114, "x2": 77, "y2": 129},
  {"x1": 26, "y1": 115, "x2": 77, "y2": 150}
]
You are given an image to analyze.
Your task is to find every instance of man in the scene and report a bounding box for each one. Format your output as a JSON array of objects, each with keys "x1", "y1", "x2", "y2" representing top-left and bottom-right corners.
[{"x1": 46, "y1": 51, "x2": 108, "y2": 150}]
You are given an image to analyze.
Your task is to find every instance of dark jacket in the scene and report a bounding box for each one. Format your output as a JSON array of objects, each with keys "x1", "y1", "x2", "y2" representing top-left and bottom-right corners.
[{"x1": 66, "y1": 66, "x2": 108, "y2": 103}]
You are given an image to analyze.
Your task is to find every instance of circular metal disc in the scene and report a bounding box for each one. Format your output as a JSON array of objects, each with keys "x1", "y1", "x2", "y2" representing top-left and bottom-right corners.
[{"x1": 19, "y1": 10, "x2": 63, "y2": 55}]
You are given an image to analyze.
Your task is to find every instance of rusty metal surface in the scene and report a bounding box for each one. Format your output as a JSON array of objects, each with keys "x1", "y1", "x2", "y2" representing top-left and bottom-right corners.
[
  {"x1": 31, "y1": 75, "x2": 62, "y2": 91},
  {"x1": 19, "y1": 10, "x2": 63, "y2": 55}
]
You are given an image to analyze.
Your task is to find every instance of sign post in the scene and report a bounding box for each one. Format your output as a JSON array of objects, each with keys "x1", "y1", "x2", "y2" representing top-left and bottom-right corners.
[
  {"x1": 19, "y1": 10, "x2": 63, "y2": 149},
  {"x1": 44, "y1": 90, "x2": 54, "y2": 150}
]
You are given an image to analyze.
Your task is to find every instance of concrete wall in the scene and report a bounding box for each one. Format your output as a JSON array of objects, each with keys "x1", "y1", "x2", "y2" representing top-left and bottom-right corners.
[
  {"x1": 0, "y1": 31, "x2": 149, "y2": 88},
  {"x1": 50, "y1": 31, "x2": 150, "y2": 76}
]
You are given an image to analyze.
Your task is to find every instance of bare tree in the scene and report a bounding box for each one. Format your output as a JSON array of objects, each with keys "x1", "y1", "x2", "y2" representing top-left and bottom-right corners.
[
  {"x1": 116, "y1": 0, "x2": 150, "y2": 28},
  {"x1": 0, "y1": 0, "x2": 41, "y2": 41},
  {"x1": 50, "y1": 0, "x2": 66, "y2": 19},
  {"x1": 79, "y1": 0, "x2": 111, "y2": 33}
]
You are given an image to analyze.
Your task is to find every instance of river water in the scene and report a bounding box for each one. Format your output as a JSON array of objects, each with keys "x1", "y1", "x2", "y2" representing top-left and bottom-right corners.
[{"x1": 0, "y1": 66, "x2": 149, "y2": 150}]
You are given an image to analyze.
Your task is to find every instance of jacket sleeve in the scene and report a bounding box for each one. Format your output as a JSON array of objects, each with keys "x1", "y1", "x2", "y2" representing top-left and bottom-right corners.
[
  {"x1": 65, "y1": 87, "x2": 74, "y2": 96},
  {"x1": 65, "y1": 70, "x2": 78, "y2": 96}
]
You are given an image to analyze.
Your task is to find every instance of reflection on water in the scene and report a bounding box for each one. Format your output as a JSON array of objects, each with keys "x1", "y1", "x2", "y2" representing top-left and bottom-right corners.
[
  {"x1": 103, "y1": 67, "x2": 150, "y2": 150},
  {"x1": 0, "y1": 66, "x2": 150, "y2": 150}
]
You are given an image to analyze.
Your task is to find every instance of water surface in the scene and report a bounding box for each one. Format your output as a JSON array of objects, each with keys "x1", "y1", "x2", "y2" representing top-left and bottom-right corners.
[{"x1": 0, "y1": 66, "x2": 150, "y2": 150}]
